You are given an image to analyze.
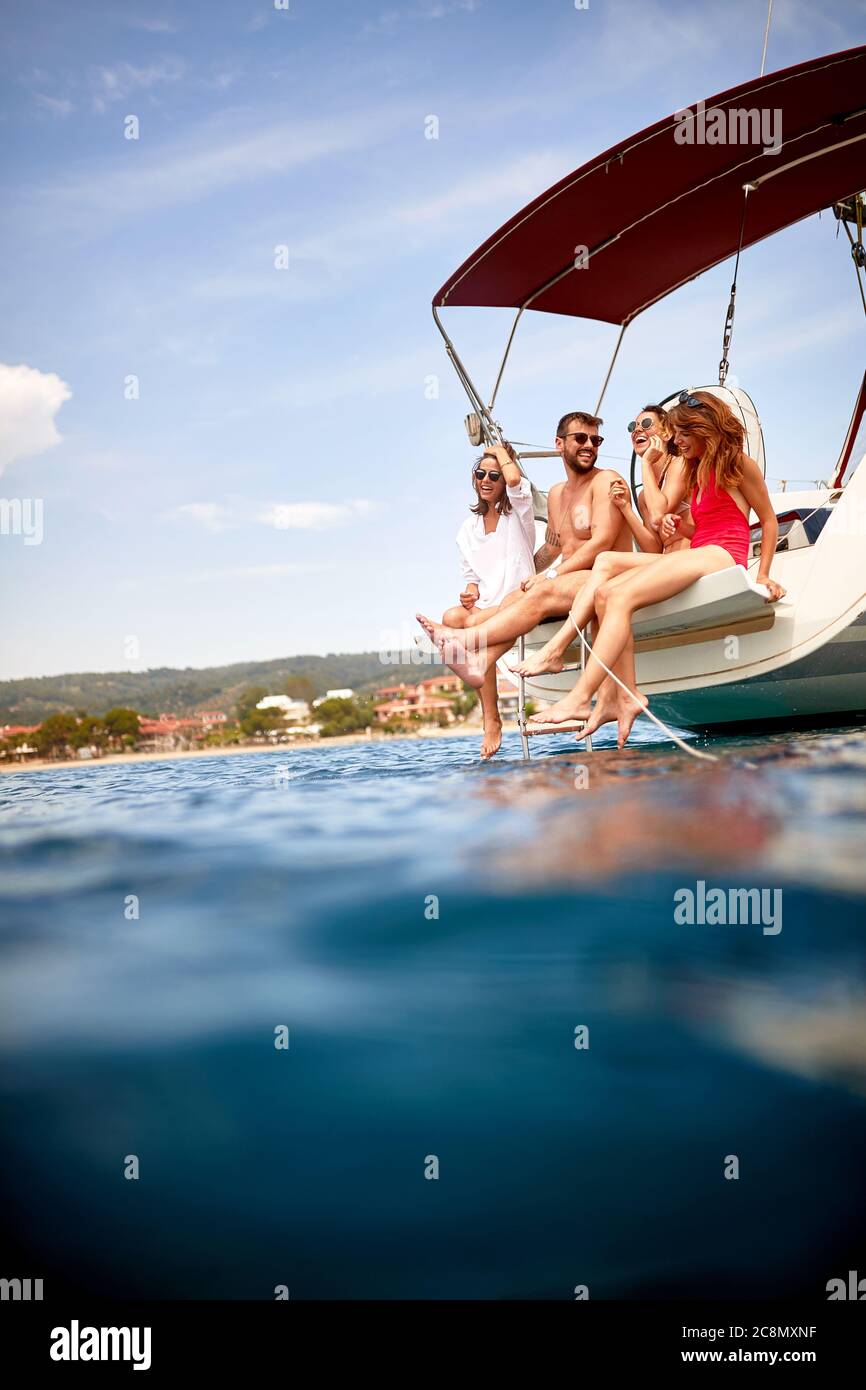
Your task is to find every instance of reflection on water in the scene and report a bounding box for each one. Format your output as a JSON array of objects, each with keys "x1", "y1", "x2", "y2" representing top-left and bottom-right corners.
[{"x1": 1, "y1": 722, "x2": 866, "y2": 1298}]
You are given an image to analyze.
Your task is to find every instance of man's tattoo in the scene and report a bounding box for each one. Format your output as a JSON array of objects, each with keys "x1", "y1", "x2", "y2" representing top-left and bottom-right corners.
[{"x1": 533, "y1": 543, "x2": 560, "y2": 573}]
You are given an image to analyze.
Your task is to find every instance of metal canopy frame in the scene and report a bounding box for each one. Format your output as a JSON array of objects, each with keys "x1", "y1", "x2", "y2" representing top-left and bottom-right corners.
[
  {"x1": 429, "y1": 46, "x2": 866, "y2": 761},
  {"x1": 431, "y1": 302, "x2": 629, "y2": 450}
]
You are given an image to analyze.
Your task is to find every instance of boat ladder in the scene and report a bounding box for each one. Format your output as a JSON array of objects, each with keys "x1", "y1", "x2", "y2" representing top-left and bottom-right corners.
[{"x1": 515, "y1": 627, "x2": 593, "y2": 760}]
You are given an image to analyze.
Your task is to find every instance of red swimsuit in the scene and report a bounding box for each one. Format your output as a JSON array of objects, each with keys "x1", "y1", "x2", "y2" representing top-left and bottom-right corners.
[{"x1": 690, "y1": 472, "x2": 750, "y2": 566}]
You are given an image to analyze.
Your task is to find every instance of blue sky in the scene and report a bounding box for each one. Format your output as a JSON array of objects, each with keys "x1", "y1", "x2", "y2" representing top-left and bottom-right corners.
[{"x1": 1, "y1": 0, "x2": 864, "y2": 679}]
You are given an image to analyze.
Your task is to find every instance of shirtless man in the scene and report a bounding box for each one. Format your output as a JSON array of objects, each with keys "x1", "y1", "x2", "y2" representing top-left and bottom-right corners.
[{"x1": 416, "y1": 411, "x2": 632, "y2": 689}]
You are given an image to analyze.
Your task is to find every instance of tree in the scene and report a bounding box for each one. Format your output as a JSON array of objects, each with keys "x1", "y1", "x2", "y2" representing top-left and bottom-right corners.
[
  {"x1": 70, "y1": 715, "x2": 107, "y2": 750},
  {"x1": 235, "y1": 686, "x2": 269, "y2": 723},
  {"x1": 239, "y1": 707, "x2": 285, "y2": 737},
  {"x1": 450, "y1": 689, "x2": 479, "y2": 718},
  {"x1": 315, "y1": 697, "x2": 373, "y2": 738},
  {"x1": 34, "y1": 713, "x2": 78, "y2": 757},
  {"x1": 103, "y1": 707, "x2": 140, "y2": 742},
  {"x1": 284, "y1": 675, "x2": 315, "y2": 704}
]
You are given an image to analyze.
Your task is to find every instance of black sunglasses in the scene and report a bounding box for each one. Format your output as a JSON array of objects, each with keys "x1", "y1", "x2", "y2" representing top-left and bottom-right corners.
[
  {"x1": 627, "y1": 415, "x2": 655, "y2": 434},
  {"x1": 562, "y1": 431, "x2": 604, "y2": 447},
  {"x1": 678, "y1": 391, "x2": 709, "y2": 409},
  {"x1": 474, "y1": 468, "x2": 502, "y2": 482}
]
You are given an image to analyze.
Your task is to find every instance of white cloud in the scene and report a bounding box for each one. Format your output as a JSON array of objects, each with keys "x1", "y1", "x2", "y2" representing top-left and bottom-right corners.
[
  {"x1": 185, "y1": 563, "x2": 318, "y2": 583},
  {"x1": 420, "y1": 0, "x2": 479, "y2": 15},
  {"x1": 397, "y1": 151, "x2": 568, "y2": 224},
  {"x1": 24, "y1": 108, "x2": 402, "y2": 229},
  {"x1": 124, "y1": 17, "x2": 180, "y2": 34},
  {"x1": 0, "y1": 363, "x2": 72, "y2": 475},
  {"x1": 163, "y1": 502, "x2": 236, "y2": 533},
  {"x1": 363, "y1": 0, "x2": 478, "y2": 33},
  {"x1": 262, "y1": 500, "x2": 375, "y2": 530},
  {"x1": 87, "y1": 56, "x2": 186, "y2": 113},
  {"x1": 176, "y1": 144, "x2": 569, "y2": 313},
  {"x1": 163, "y1": 499, "x2": 376, "y2": 533},
  {"x1": 34, "y1": 93, "x2": 74, "y2": 117}
]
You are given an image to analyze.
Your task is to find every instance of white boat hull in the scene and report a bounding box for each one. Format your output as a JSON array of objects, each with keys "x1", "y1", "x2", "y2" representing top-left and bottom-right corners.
[
  {"x1": 518, "y1": 478, "x2": 866, "y2": 733},
  {"x1": 649, "y1": 613, "x2": 866, "y2": 728}
]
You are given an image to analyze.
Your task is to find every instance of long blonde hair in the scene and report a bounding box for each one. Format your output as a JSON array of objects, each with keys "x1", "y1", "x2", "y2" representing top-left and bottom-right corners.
[{"x1": 667, "y1": 392, "x2": 745, "y2": 493}]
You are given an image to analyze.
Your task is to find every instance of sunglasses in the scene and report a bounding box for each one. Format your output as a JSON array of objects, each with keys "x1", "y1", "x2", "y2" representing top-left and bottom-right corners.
[
  {"x1": 677, "y1": 391, "x2": 709, "y2": 409},
  {"x1": 474, "y1": 468, "x2": 502, "y2": 482},
  {"x1": 627, "y1": 416, "x2": 655, "y2": 434},
  {"x1": 562, "y1": 431, "x2": 604, "y2": 447}
]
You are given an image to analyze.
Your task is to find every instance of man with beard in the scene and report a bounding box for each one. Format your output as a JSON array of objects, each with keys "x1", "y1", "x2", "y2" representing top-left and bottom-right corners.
[{"x1": 416, "y1": 410, "x2": 631, "y2": 690}]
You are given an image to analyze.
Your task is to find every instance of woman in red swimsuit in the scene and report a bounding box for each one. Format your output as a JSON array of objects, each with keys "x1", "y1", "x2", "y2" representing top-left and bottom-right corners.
[{"x1": 531, "y1": 390, "x2": 786, "y2": 734}]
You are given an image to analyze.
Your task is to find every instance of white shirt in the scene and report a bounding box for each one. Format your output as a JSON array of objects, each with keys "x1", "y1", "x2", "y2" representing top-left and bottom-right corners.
[{"x1": 455, "y1": 478, "x2": 536, "y2": 609}]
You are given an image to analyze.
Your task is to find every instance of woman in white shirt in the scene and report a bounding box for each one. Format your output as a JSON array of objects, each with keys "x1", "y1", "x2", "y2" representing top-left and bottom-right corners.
[{"x1": 445, "y1": 442, "x2": 536, "y2": 758}]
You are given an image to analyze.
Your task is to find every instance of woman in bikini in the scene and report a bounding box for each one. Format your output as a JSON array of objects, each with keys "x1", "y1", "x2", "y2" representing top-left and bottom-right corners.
[
  {"x1": 614, "y1": 402, "x2": 691, "y2": 555},
  {"x1": 512, "y1": 404, "x2": 689, "y2": 694},
  {"x1": 527, "y1": 391, "x2": 786, "y2": 736}
]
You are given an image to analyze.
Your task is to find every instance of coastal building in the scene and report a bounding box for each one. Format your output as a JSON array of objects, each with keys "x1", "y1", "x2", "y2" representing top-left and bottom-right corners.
[
  {"x1": 312, "y1": 688, "x2": 355, "y2": 706},
  {"x1": 256, "y1": 696, "x2": 311, "y2": 721},
  {"x1": 418, "y1": 675, "x2": 464, "y2": 695},
  {"x1": 0, "y1": 726, "x2": 40, "y2": 762},
  {"x1": 372, "y1": 676, "x2": 464, "y2": 726},
  {"x1": 373, "y1": 694, "x2": 455, "y2": 726},
  {"x1": 375, "y1": 676, "x2": 465, "y2": 703},
  {"x1": 375, "y1": 683, "x2": 410, "y2": 700},
  {"x1": 496, "y1": 673, "x2": 520, "y2": 718},
  {"x1": 138, "y1": 716, "x2": 205, "y2": 752}
]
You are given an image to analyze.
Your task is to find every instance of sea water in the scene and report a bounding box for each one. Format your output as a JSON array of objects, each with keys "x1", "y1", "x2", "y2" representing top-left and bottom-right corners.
[{"x1": 1, "y1": 722, "x2": 866, "y2": 1299}]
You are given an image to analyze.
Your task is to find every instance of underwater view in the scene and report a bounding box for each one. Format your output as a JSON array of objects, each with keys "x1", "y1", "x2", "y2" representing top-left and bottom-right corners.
[{"x1": 2, "y1": 722, "x2": 866, "y2": 1299}]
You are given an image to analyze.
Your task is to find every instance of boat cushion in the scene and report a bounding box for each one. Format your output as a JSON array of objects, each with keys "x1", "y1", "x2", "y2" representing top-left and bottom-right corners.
[{"x1": 630, "y1": 564, "x2": 769, "y2": 640}]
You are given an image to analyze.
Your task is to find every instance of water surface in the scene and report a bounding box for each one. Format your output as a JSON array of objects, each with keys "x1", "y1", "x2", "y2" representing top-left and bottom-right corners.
[{"x1": 2, "y1": 722, "x2": 866, "y2": 1298}]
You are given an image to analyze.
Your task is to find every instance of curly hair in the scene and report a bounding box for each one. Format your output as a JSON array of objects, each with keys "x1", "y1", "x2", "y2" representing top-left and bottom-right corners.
[{"x1": 667, "y1": 391, "x2": 745, "y2": 493}]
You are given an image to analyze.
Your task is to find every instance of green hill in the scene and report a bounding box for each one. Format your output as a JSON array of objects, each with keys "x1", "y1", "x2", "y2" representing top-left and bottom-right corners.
[{"x1": 0, "y1": 652, "x2": 447, "y2": 724}]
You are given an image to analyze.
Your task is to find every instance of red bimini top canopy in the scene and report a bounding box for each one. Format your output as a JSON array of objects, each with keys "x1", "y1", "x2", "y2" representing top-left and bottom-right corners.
[{"x1": 433, "y1": 46, "x2": 866, "y2": 325}]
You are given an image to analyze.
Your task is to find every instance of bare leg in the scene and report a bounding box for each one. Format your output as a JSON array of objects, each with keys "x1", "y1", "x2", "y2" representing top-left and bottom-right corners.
[
  {"x1": 478, "y1": 664, "x2": 502, "y2": 759},
  {"x1": 579, "y1": 634, "x2": 647, "y2": 748},
  {"x1": 532, "y1": 548, "x2": 734, "y2": 725},
  {"x1": 442, "y1": 604, "x2": 503, "y2": 759},
  {"x1": 417, "y1": 573, "x2": 590, "y2": 689},
  {"x1": 511, "y1": 552, "x2": 664, "y2": 677}
]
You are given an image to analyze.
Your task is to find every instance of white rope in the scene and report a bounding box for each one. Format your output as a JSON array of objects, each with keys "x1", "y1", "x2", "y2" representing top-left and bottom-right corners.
[
  {"x1": 760, "y1": 0, "x2": 773, "y2": 76},
  {"x1": 569, "y1": 615, "x2": 719, "y2": 762}
]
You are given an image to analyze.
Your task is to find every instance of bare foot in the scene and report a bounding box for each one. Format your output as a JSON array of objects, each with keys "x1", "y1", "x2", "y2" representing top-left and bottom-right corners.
[
  {"x1": 480, "y1": 719, "x2": 502, "y2": 760},
  {"x1": 528, "y1": 691, "x2": 591, "y2": 726},
  {"x1": 570, "y1": 688, "x2": 648, "y2": 745},
  {"x1": 415, "y1": 613, "x2": 486, "y2": 689},
  {"x1": 509, "y1": 639, "x2": 569, "y2": 678},
  {"x1": 579, "y1": 698, "x2": 620, "y2": 740},
  {"x1": 615, "y1": 689, "x2": 648, "y2": 749}
]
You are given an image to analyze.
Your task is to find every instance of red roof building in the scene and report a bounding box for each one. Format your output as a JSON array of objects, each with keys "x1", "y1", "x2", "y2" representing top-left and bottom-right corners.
[
  {"x1": 418, "y1": 675, "x2": 464, "y2": 694},
  {"x1": 374, "y1": 696, "x2": 455, "y2": 725},
  {"x1": 375, "y1": 684, "x2": 410, "y2": 699}
]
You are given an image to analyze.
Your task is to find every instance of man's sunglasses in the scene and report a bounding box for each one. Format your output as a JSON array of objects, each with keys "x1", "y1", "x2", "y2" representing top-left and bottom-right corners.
[
  {"x1": 562, "y1": 431, "x2": 604, "y2": 447},
  {"x1": 474, "y1": 467, "x2": 502, "y2": 482},
  {"x1": 627, "y1": 416, "x2": 654, "y2": 434},
  {"x1": 677, "y1": 391, "x2": 708, "y2": 409}
]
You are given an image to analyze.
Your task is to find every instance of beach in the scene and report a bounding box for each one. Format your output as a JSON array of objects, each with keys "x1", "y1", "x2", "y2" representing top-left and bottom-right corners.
[{"x1": 0, "y1": 719, "x2": 515, "y2": 775}]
